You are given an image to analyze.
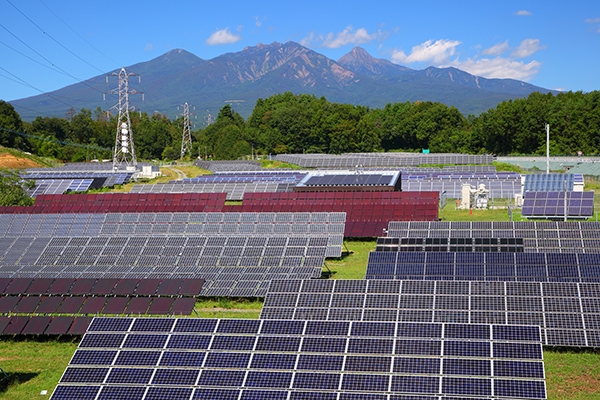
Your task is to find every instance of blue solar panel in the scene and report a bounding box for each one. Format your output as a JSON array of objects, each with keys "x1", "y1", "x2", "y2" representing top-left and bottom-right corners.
[
  {"x1": 204, "y1": 352, "x2": 251, "y2": 368},
  {"x1": 166, "y1": 334, "x2": 211, "y2": 350},
  {"x1": 50, "y1": 385, "x2": 100, "y2": 400},
  {"x1": 159, "y1": 351, "x2": 205, "y2": 367},
  {"x1": 151, "y1": 368, "x2": 200, "y2": 385},
  {"x1": 114, "y1": 350, "x2": 161, "y2": 366},
  {"x1": 293, "y1": 372, "x2": 341, "y2": 390},
  {"x1": 105, "y1": 368, "x2": 153, "y2": 384},
  {"x1": 145, "y1": 387, "x2": 194, "y2": 400},
  {"x1": 60, "y1": 367, "x2": 108, "y2": 383}
]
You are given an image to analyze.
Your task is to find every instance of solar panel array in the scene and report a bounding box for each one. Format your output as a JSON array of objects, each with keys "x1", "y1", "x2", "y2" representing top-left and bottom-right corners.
[
  {"x1": 386, "y1": 221, "x2": 600, "y2": 253},
  {"x1": 275, "y1": 153, "x2": 495, "y2": 168},
  {"x1": 236, "y1": 191, "x2": 439, "y2": 237},
  {"x1": 522, "y1": 191, "x2": 594, "y2": 218},
  {"x1": 0, "y1": 278, "x2": 202, "y2": 329},
  {"x1": 130, "y1": 182, "x2": 294, "y2": 200},
  {"x1": 261, "y1": 279, "x2": 600, "y2": 348},
  {"x1": 194, "y1": 159, "x2": 263, "y2": 172},
  {"x1": 403, "y1": 177, "x2": 521, "y2": 198},
  {"x1": 365, "y1": 251, "x2": 600, "y2": 282},
  {"x1": 174, "y1": 171, "x2": 307, "y2": 184},
  {"x1": 26, "y1": 179, "x2": 97, "y2": 197},
  {"x1": 52, "y1": 317, "x2": 546, "y2": 400},
  {"x1": 295, "y1": 172, "x2": 401, "y2": 190},
  {"x1": 0, "y1": 235, "x2": 328, "y2": 297},
  {"x1": 0, "y1": 193, "x2": 227, "y2": 214},
  {"x1": 1, "y1": 315, "x2": 92, "y2": 336},
  {"x1": 523, "y1": 173, "x2": 579, "y2": 192},
  {"x1": 0, "y1": 212, "x2": 345, "y2": 258}
]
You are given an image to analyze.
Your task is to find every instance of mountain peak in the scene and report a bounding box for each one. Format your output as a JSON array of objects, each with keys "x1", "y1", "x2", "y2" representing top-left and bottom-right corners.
[{"x1": 338, "y1": 47, "x2": 411, "y2": 76}]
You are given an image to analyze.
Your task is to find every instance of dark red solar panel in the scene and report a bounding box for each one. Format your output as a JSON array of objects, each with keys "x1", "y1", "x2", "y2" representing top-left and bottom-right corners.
[
  {"x1": 36, "y1": 296, "x2": 64, "y2": 314},
  {"x1": 57, "y1": 297, "x2": 85, "y2": 314},
  {"x1": 171, "y1": 298, "x2": 196, "y2": 315},
  {"x1": 0, "y1": 316, "x2": 9, "y2": 334},
  {"x1": 45, "y1": 316, "x2": 74, "y2": 335},
  {"x1": 148, "y1": 298, "x2": 174, "y2": 314},
  {"x1": 133, "y1": 279, "x2": 161, "y2": 296},
  {"x1": 0, "y1": 296, "x2": 20, "y2": 313},
  {"x1": 47, "y1": 278, "x2": 76, "y2": 294},
  {"x1": 103, "y1": 297, "x2": 129, "y2": 315},
  {"x1": 3, "y1": 316, "x2": 29, "y2": 335},
  {"x1": 26, "y1": 278, "x2": 55, "y2": 294},
  {"x1": 70, "y1": 279, "x2": 98, "y2": 295},
  {"x1": 178, "y1": 279, "x2": 205, "y2": 296},
  {"x1": 125, "y1": 297, "x2": 152, "y2": 314},
  {"x1": 13, "y1": 296, "x2": 42, "y2": 313},
  {"x1": 5, "y1": 278, "x2": 33, "y2": 294},
  {"x1": 80, "y1": 297, "x2": 107, "y2": 314},
  {"x1": 90, "y1": 279, "x2": 118, "y2": 295},
  {"x1": 68, "y1": 316, "x2": 92, "y2": 335},
  {"x1": 22, "y1": 316, "x2": 52, "y2": 335},
  {"x1": 111, "y1": 279, "x2": 140, "y2": 295},
  {"x1": 0, "y1": 278, "x2": 12, "y2": 293},
  {"x1": 156, "y1": 279, "x2": 183, "y2": 296}
]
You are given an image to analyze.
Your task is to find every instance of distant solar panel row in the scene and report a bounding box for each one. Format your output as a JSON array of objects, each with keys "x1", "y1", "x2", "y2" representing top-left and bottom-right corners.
[
  {"x1": 522, "y1": 191, "x2": 594, "y2": 218},
  {"x1": 194, "y1": 159, "x2": 263, "y2": 172},
  {"x1": 238, "y1": 191, "x2": 439, "y2": 237},
  {"x1": 26, "y1": 179, "x2": 97, "y2": 197},
  {"x1": 403, "y1": 179, "x2": 521, "y2": 198},
  {"x1": 51, "y1": 317, "x2": 545, "y2": 400},
  {"x1": 523, "y1": 173, "x2": 580, "y2": 192},
  {"x1": 376, "y1": 237, "x2": 525, "y2": 253},
  {"x1": 174, "y1": 172, "x2": 306, "y2": 184},
  {"x1": 0, "y1": 193, "x2": 227, "y2": 214},
  {"x1": 0, "y1": 236, "x2": 327, "y2": 297},
  {"x1": 0, "y1": 278, "x2": 204, "y2": 297},
  {"x1": 297, "y1": 172, "x2": 400, "y2": 188},
  {"x1": 130, "y1": 182, "x2": 294, "y2": 201},
  {"x1": 0, "y1": 212, "x2": 345, "y2": 258},
  {"x1": 275, "y1": 153, "x2": 495, "y2": 168},
  {"x1": 365, "y1": 251, "x2": 600, "y2": 282},
  {"x1": 262, "y1": 279, "x2": 600, "y2": 348},
  {"x1": 386, "y1": 221, "x2": 600, "y2": 253},
  {"x1": 0, "y1": 315, "x2": 91, "y2": 336},
  {"x1": 0, "y1": 295, "x2": 196, "y2": 317}
]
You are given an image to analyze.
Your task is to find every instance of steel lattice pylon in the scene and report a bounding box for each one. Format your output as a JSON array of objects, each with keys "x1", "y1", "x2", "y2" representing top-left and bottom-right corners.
[
  {"x1": 107, "y1": 68, "x2": 142, "y2": 170},
  {"x1": 180, "y1": 102, "x2": 193, "y2": 159}
]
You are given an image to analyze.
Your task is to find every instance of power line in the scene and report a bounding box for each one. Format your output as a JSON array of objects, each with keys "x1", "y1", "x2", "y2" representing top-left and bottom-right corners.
[
  {"x1": 5, "y1": 0, "x2": 105, "y2": 75},
  {"x1": 37, "y1": 0, "x2": 121, "y2": 69}
]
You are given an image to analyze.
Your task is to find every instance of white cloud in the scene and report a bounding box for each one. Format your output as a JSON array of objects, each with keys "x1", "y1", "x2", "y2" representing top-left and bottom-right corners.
[
  {"x1": 206, "y1": 28, "x2": 241, "y2": 45},
  {"x1": 255, "y1": 16, "x2": 266, "y2": 28},
  {"x1": 302, "y1": 26, "x2": 380, "y2": 49},
  {"x1": 389, "y1": 37, "x2": 544, "y2": 82},
  {"x1": 451, "y1": 57, "x2": 541, "y2": 81},
  {"x1": 515, "y1": 10, "x2": 532, "y2": 16},
  {"x1": 511, "y1": 38, "x2": 545, "y2": 58},
  {"x1": 585, "y1": 17, "x2": 600, "y2": 32},
  {"x1": 144, "y1": 43, "x2": 154, "y2": 51},
  {"x1": 391, "y1": 39, "x2": 461, "y2": 64},
  {"x1": 482, "y1": 41, "x2": 509, "y2": 56}
]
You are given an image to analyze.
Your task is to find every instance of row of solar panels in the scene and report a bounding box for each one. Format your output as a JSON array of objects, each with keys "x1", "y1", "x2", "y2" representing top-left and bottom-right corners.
[
  {"x1": 261, "y1": 279, "x2": 600, "y2": 348},
  {"x1": 402, "y1": 180, "x2": 521, "y2": 198},
  {"x1": 0, "y1": 295, "x2": 196, "y2": 317},
  {"x1": 387, "y1": 220, "x2": 600, "y2": 235},
  {"x1": 51, "y1": 317, "x2": 545, "y2": 400},
  {"x1": 0, "y1": 212, "x2": 346, "y2": 258},
  {"x1": 365, "y1": 251, "x2": 600, "y2": 282},
  {"x1": 275, "y1": 153, "x2": 496, "y2": 167},
  {"x1": 522, "y1": 191, "x2": 594, "y2": 218},
  {"x1": 130, "y1": 182, "x2": 294, "y2": 200},
  {"x1": 0, "y1": 278, "x2": 204, "y2": 297}
]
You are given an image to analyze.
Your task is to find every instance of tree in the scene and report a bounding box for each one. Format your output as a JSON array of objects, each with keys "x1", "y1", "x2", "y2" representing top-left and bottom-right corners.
[
  {"x1": 0, "y1": 100, "x2": 24, "y2": 148},
  {"x1": 0, "y1": 170, "x2": 34, "y2": 206}
]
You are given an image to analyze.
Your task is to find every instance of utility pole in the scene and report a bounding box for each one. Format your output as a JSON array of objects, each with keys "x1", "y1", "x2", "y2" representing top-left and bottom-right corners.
[
  {"x1": 105, "y1": 68, "x2": 143, "y2": 170},
  {"x1": 180, "y1": 102, "x2": 194, "y2": 159}
]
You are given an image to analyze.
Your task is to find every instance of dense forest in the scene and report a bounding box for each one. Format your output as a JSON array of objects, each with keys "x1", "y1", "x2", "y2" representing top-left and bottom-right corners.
[{"x1": 1, "y1": 90, "x2": 599, "y2": 162}]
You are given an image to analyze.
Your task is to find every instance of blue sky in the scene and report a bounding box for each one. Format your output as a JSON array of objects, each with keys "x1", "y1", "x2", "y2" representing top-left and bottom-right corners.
[{"x1": 1, "y1": 0, "x2": 599, "y2": 104}]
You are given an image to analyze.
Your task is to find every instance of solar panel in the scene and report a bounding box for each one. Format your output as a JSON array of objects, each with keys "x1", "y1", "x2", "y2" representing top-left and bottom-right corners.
[{"x1": 52, "y1": 316, "x2": 546, "y2": 399}]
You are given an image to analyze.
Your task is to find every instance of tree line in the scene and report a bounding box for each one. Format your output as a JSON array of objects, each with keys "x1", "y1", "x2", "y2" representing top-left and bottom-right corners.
[{"x1": 1, "y1": 90, "x2": 599, "y2": 162}]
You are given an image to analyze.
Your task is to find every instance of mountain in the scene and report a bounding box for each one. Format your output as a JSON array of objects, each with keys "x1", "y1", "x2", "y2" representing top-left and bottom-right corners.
[{"x1": 9, "y1": 42, "x2": 556, "y2": 121}]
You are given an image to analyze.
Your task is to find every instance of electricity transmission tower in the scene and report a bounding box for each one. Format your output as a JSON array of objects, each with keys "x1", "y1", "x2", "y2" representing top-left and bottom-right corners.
[
  {"x1": 105, "y1": 68, "x2": 143, "y2": 170},
  {"x1": 180, "y1": 102, "x2": 194, "y2": 159}
]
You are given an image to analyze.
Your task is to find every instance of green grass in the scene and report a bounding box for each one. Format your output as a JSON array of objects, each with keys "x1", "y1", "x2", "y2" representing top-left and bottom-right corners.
[
  {"x1": 544, "y1": 348, "x2": 600, "y2": 399},
  {"x1": 0, "y1": 338, "x2": 79, "y2": 400}
]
